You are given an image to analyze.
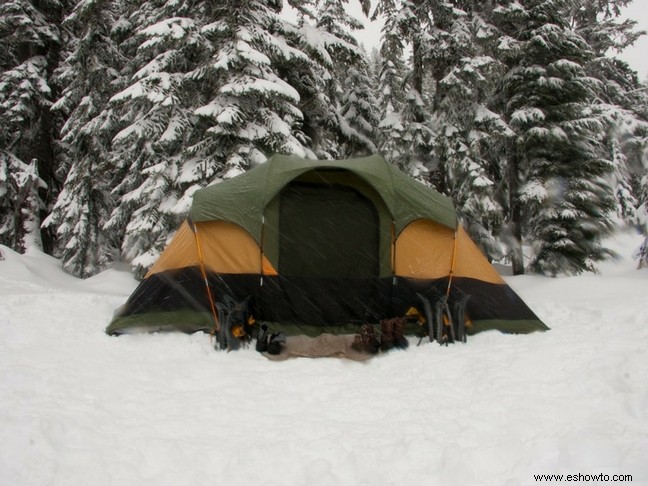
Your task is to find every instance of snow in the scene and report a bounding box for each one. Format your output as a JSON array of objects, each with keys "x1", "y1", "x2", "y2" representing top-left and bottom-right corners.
[
  {"x1": 139, "y1": 17, "x2": 195, "y2": 40},
  {"x1": 379, "y1": 112, "x2": 404, "y2": 131},
  {"x1": 221, "y1": 77, "x2": 301, "y2": 103},
  {"x1": 133, "y1": 52, "x2": 175, "y2": 81},
  {"x1": 236, "y1": 40, "x2": 271, "y2": 66},
  {"x1": 201, "y1": 21, "x2": 230, "y2": 36},
  {"x1": 1, "y1": 233, "x2": 648, "y2": 486},
  {"x1": 511, "y1": 107, "x2": 545, "y2": 126},
  {"x1": 159, "y1": 116, "x2": 184, "y2": 144},
  {"x1": 110, "y1": 81, "x2": 147, "y2": 103}
]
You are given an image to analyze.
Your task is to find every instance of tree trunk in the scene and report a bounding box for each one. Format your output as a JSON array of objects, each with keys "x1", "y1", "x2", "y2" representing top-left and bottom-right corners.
[{"x1": 411, "y1": 38, "x2": 425, "y2": 122}]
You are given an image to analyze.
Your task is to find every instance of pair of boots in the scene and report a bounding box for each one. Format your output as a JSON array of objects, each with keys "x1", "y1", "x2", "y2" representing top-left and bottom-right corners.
[
  {"x1": 352, "y1": 317, "x2": 409, "y2": 354},
  {"x1": 380, "y1": 317, "x2": 409, "y2": 351},
  {"x1": 352, "y1": 324, "x2": 381, "y2": 354},
  {"x1": 256, "y1": 323, "x2": 285, "y2": 355}
]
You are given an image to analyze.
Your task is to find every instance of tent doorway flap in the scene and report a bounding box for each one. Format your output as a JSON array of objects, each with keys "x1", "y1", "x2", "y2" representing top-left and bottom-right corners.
[{"x1": 278, "y1": 181, "x2": 380, "y2": 278}]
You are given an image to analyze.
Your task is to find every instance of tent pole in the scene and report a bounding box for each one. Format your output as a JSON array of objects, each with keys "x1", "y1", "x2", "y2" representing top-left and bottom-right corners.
[
  {"x1": 446, "y1": 228, "x2": 459, "y2": 297},
  {"x1": 260, "y1": 216, "x2": 265, "y2": 288},
  {"x1": 391, "y1": 220, "x2": 397, "y2": 286},
  {"x1": 259, "y1": 216, "x2": 265, "y2": 319},
  {"x1": 193, "y1": 221, "x2": 220, "y2": 335}
]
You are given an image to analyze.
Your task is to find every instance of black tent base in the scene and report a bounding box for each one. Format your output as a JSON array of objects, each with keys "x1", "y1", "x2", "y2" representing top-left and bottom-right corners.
[{"x1": 106, "y1": 267, "x2": 548, "y2": 337}]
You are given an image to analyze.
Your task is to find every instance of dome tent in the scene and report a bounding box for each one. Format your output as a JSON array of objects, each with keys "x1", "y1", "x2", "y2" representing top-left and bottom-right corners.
[{"x1": 107, "y1": 155, "x2": 547, "y2": 345}]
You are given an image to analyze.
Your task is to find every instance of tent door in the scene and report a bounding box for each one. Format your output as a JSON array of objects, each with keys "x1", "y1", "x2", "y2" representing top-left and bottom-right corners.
[{"x1": 278, "y1": 182, "x2": 380, "y2": 278}]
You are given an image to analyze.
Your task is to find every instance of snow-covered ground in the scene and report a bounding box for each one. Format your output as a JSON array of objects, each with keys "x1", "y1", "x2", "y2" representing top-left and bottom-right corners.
[{"x1": 1, "y1": 234, "x2": 647, "y2": 486}]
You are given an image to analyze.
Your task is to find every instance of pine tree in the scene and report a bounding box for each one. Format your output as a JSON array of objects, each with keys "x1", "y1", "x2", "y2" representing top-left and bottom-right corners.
[
  {"x1": 44, "y1": 0, "x2": 127, "y2": 277},
  {"x1": 309, "y1": 0, "x2": 373, "y2": 158},
  {"x1": 13, "y1": 160, "x2": 46, "y2": 252},
  {"x1": 428, "y1": 1, "x2": 510, "y2": 260},
  {"x1": 0, "y1": 151, "x2": 20, "y2": 247},
  {"x1": 373, "y1": 0, "x2": 436, "y2": 181},
  {"x1": 274, "y1": 4, "x2": 333, "y2": 157},
  {"x1": 495, "y1": 0, "x2": 617, "y2": 275},
  {"x1": 633, "y1": 86, "x2": 648, "y2": 269},
  {"x1": 375, "y1": 60, "x2": 407, "y2": 164},
  {"x1": 375, "y1": 1, "x2": 507, "y2": 259},
  {"x1": 608, "y1": 137, "x2": 637, "y2": 222},
  {"x1": 569, "y1": 0, "x2": 648, "y2": 227},
  {"x1": 0, "y1": 154, "x2": 45, "y2": 252},
  {"x1": 338, "y1": 62, "x2": 380, "y2": 157},
  {"x1": 192, "y1": 1, "x2": 315, "y2": 179},
  {"x1": 0, "y1": 0, "x2": 68, "y2": 253},
  {"x1": 104, "y1": 0, "x2": 205, "y2": 278},
  {"x1": 105, "y1": 0, "x2": 323, "y2": 276},
  {"x1": 637, "y1": 169, "x2": 648, "y2": 268},
  {"x1": 374, "y1": 1, "x2": 408, "y2": 166}
]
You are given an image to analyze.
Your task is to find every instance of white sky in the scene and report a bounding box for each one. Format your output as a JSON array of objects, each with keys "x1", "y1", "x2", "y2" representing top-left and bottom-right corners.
[
  {"x1": 345, "y1": 2, "x2": 648, "y2": 81},
  {"x1": 618, "y1": 2, "x2": 648, "y2": 80}
]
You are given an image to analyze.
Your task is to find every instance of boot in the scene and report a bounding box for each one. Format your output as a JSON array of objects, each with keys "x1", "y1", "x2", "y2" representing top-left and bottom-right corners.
[
  {"x1": 266, "y1": 332, "x2": 285, "y2": 355},
  {"x1": 392, "y1": 317, "x2": 409, "y2": 349},
  {"x1": 255, "y1": 323, "x2": 270, "y2": 353},
  {"x1": 352, "y1": 324, "x2": 380, "y2": 354},
  {"x1": 256, "y1": 324, "x2": 285, "y2": 355},
  {"x1": 380, "y1": 318, "x2": 394, "y2": 351}
]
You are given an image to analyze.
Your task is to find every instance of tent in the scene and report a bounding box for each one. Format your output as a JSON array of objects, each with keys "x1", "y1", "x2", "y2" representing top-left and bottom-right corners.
[{"x1": 107, "y1": 154, "x2": 547, "y2": 344}]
